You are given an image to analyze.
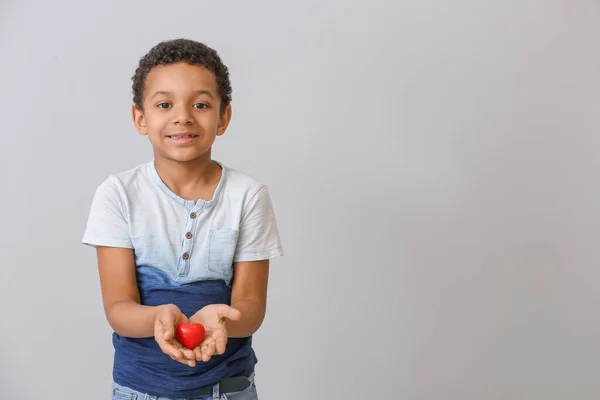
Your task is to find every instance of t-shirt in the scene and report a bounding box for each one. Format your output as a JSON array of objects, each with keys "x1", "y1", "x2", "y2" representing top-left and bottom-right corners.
[{"x1": 81, "y1": 159, "x2": 284, "y2": 397}]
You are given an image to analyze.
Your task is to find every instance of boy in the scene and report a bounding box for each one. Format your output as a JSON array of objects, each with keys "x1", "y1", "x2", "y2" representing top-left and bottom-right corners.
[{"x1": 82, "y1": 38, "x2": 283, "y2": 399}]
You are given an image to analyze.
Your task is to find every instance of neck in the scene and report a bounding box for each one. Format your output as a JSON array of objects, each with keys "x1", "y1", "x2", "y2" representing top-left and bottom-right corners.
[{"x1": 153, "y1": 154, "x2": 220, "y2": 197}]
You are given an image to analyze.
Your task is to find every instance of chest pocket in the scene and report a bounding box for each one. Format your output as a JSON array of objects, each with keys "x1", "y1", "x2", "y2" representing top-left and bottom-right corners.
[{"x1": 208, "y1": 229, "x2": 240, "y2": 275}]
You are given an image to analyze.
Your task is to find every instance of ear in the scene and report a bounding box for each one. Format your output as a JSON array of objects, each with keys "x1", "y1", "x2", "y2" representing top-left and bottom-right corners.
[
  {"x1": 216, "y1": 104, "x2": 232, "y2": 137},
  {"x1": 132, "y1": 104, "x2": 147, "y2": 136}
]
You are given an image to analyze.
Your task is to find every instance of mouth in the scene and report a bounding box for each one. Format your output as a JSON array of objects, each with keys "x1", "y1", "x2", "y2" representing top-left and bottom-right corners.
[{"x1": 166, "y1": 133, "x2": 199, "y2": 144}]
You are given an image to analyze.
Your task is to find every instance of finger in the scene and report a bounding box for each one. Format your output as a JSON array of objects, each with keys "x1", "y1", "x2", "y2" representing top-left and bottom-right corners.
[
  {"x1": 159, "y1": 340, "x2": 183, "y2": 360},
  {"x1": 168, "y1": 335, "x2": 194, "y2": 360},
  {"x1": 218, "y1": 305, "x2": 242, "y2": 321},
  {"x1": 172, "y1": 355, "x2": 192, "y2": 367},
  {"x1": 202, "y1": 340, "x2": 216, "y2": 362},
  {"x1": 166, "y1": 339, "x2": 184, "y2": 359},
  {"x1": 169, "y1": 354, "x2": 184, "y2": 363},
  {"x1": 155, "y1": 322, "x2": 180, "y2": 359},
  {"x1": 193, "y1": 346, "x2": 203, "y2": 361},
  {"x1": 215, "y1": 337, "x2": 228, "y2": 355},
  {"x1": 169, "y1": 346, "x2": 184, "y2": 360},
  {"x1": 182, "y1": 348, "x2": 195, "y2": 360}
]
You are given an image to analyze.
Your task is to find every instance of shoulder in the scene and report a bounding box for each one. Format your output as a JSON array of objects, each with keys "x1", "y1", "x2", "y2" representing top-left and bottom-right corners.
[
  {"x1": 221, "y1": 163, "x2": 268, "y2": 200},
  {"x1": 93, "y1": 162, "x2": 153, "y2": 198},
  {"x1": 106, "y1": 162, "x2": 152, "y2": 188}
]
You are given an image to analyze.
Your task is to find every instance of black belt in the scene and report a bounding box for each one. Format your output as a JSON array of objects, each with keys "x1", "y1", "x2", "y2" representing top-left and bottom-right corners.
[{"x1": 190, "y1": 376, "x2": 251, "y2": 397}]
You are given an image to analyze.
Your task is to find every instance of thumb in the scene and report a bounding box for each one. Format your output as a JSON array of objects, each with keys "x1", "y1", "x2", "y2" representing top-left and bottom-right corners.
[{"x1": 160, "y1": 310, "x2": 176, "y2": 341}]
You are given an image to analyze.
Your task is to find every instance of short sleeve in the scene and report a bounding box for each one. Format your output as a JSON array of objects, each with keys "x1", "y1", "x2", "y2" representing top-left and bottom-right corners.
[
  {"x1": 234, "y1": 185, "x2": 284, "y2": 262},
  {"x1": 82, "y1": 176, "x2": 133, "y2": 249}
]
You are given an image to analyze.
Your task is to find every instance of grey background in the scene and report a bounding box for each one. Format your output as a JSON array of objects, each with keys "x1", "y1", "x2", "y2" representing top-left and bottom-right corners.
[{"x1": 1, "y1": 0, "x2": 599, "y2": 399}]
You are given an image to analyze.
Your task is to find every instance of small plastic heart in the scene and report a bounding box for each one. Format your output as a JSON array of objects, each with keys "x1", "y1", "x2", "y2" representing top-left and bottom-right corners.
[{"x1": 176, "y1": 322, "x2": 206, "y2": 349}]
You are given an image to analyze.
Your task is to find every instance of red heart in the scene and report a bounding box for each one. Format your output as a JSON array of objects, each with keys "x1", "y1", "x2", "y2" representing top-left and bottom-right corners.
[{"x1": 176, "y1": 322, "x2": 206, "y2": 349}]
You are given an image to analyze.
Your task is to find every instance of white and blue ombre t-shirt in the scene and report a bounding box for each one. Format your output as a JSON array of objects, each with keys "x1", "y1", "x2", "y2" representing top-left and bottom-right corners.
[{"x1": 82, "y1": 160, "x2": 284, "y2": 398}]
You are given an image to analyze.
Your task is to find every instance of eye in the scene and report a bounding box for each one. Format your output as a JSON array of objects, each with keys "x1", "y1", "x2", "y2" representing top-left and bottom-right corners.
[
  {"x1": 193, "y1": 103, "x2": 208, "y2": 109},
  {"x1": 157, "y1": 102, "x2": 171, "y2": 109}
]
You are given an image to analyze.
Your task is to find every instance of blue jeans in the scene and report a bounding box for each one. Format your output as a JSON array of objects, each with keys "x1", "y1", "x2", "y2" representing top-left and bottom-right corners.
[{"x1": 111, "y1": 374, "x2": 258, "y2": 400}]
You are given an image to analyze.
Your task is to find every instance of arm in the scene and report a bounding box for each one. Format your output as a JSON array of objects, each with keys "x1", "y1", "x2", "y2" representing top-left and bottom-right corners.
[
  {"x1": 185, "y1": 259, "x2": 268, "y2": 361},
  {"x1": 84, "y1": 179, "x2": 195, "y2": 364},
  {"x1": 225, "y1": 259, "x2": 270, "y2": 338},
  {"x1": 97, "y1": 246, "x2": 197, "y2": 365},
  {"x1": 96, "y1": 246, "x2": 166, "y2": 338}
]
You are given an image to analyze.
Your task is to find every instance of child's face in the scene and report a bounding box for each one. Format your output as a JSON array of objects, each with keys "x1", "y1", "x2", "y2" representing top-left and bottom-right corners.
[{"x1": 132, "y1": 62, "x2": 231, "y2": 164}]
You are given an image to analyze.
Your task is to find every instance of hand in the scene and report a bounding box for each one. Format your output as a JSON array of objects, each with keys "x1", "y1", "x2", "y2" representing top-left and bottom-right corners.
[
  {"x1": 189, "y1": 304, "x2": 242, "y2": 362},
  {"x1": 154, "y1": 304, "x2": 198, "y2": 367}
]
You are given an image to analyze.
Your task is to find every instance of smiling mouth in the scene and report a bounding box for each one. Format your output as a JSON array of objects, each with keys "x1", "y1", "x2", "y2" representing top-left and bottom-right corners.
[{"x1": 167, "y1": 134, "x2": 199, "y2": 138}]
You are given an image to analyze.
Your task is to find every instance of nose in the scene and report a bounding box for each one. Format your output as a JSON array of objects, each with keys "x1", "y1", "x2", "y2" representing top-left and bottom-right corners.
[{"x1": 173, "y1": 104, "x2": 193, "y2": 125}]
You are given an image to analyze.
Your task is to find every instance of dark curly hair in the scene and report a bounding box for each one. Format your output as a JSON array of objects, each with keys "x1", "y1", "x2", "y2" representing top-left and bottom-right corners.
[{"x1": 132, "y1": 38, "x2": 232, "y2": 113}]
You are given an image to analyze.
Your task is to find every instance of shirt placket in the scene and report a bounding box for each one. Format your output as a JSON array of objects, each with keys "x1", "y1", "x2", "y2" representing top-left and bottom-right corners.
[{"x1": 177, "y1": 201, "x2": 205, "y2": 278}]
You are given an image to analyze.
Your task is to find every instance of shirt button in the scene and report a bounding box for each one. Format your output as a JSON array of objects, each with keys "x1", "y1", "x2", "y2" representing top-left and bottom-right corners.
[
  {"x1": 185, "y1": 232, "x2": 193, "y2": 239},
  {"x1": 190, "y1": 212, "x2": 197, "y2": 219},
  {"x1": 182, "y1": 252, "x2": 189, "y2": 260}
]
